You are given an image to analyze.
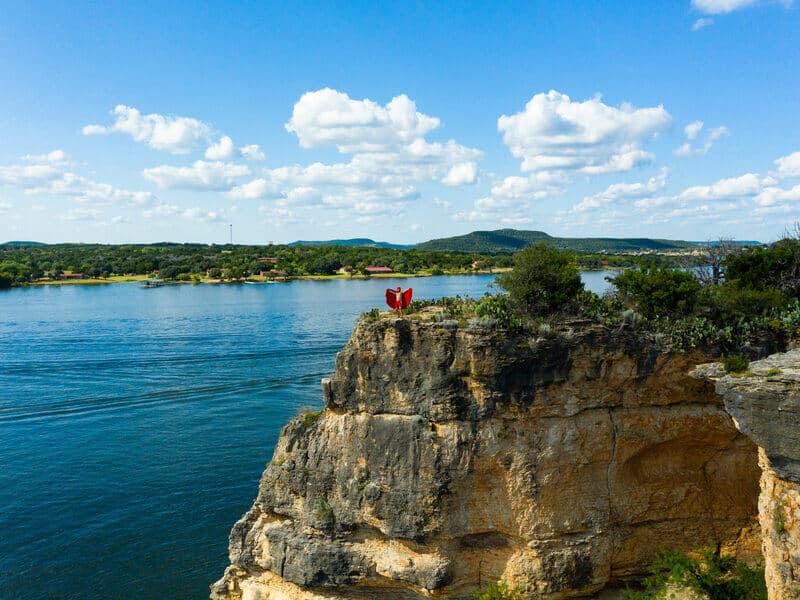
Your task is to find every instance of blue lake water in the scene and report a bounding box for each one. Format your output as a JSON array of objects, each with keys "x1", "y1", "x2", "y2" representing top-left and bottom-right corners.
[{"x1": 0, "y1": 272, "x2": 615, "y2": 599}]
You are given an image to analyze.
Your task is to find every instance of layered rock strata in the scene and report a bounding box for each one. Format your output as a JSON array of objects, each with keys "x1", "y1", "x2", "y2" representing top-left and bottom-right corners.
[
  {"x1": 694, "y1": 351, "x2": 800, "y2": 600},
  {"x1": 212, "y1": 316, "x2": 760, "y2": 599}
]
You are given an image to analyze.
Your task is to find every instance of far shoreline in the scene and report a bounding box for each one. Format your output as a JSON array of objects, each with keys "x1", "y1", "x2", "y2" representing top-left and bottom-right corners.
[{"x1": 20, "y1": 269, "x2": 513, "y2": 288}]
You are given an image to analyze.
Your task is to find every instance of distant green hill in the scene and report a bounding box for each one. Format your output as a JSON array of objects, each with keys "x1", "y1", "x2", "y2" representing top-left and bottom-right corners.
[
  {"x1": 415, "y1": 229, "x2": 695, "y2": 253},
  {"x1": 2, "y1": 241, "x2": 46, "y2": 246},
  {"x1": 289, "y1": 238, "x2": 412, "y2": 250}
]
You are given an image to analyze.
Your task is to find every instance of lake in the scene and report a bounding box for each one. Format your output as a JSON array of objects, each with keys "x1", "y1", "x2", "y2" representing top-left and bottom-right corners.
[{"x1": 0, "y1": 272, "x2": 616, "y2": 599}]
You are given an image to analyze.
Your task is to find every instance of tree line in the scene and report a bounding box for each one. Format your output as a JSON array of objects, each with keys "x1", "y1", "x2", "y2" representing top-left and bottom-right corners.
[{"x1": 0, "y1": 242, "x2": 690, "y2": 288}]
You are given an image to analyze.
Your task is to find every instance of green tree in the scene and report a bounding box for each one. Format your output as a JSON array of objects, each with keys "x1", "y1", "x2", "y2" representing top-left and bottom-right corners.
[
  {"x1": 497, "y1": 243, "x2": 584, "y2": 314},
  {"x1": 611, "y1": 266, "x2": 701, "y2": 319},
  {"x1": 724, "y1": 239, "x2": 800, "y2": 297}
]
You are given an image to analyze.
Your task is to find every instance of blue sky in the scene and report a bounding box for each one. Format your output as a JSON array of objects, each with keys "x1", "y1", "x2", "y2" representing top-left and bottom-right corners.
[{"x1": 1, "y1": 0, "x2": 798, "y2": 244}]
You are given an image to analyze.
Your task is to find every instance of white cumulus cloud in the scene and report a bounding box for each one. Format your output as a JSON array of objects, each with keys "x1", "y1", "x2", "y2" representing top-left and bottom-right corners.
[
  {"x1": 774, "y1": 151, "x2": 800, "y2": 178},
  {"x1": 143, "y1": 203, "x2": 226, "y2": 223},
  {"x1": 232, "y1": 88, "x2": 483, "y2": 219},
  {"x1": 678, "y1": 173, "x2": 767, "y2": 201},
  {"x1": 64, "y1": 207, "x2": 102, "y2": 221},
  {"x1": 692, "y1": 0, "x2": 760, "y2": 14},
  {"x1": 442, "y1": 162, "x2": 478, "y2": 186},
  {"x1": 285, "y1": 88, "x2": 441, "y2": 152},
  {"x1": 685, "y1": 121, "x2": 704, "y2": 140},
  {"x1": 0, "y1": 151, "x2": 152, "y2": 206},
  {"x1": 227, "y1": 178, "x2": 276, "y2": 200},
  {"x1": 239, "y1": 144, "x2": 265, "y2": 161},
  {"x1": 204, "y1": 136, "x2": 236, "y2": 160},
  {"x1": 572, "y1": 168, "x2": 669, "y2": 212},
  {"x1": 674, "y1": 122, "x2": 729, "y2": 157},
  {"x1": 497, "y1": 90, "x2": 670, "y2": 176},
  {"x1": 22, "y1": 149, "x2": 71, "y2": 165},
  {"x1": 142, "y1": 160, "x2": 250, "y2": 190},
  {"x1": 83, "y1": 105, "x2": 212, "y2": 154}
]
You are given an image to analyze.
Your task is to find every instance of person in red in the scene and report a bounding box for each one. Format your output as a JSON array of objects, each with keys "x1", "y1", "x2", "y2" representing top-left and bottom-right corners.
[{"x1": 385, "y1": 286, "x2": 413, "y2": 312}]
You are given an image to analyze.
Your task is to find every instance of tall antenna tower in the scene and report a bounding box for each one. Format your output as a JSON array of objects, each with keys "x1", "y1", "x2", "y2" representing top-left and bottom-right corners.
[{"x1": 229, "y1": 224, "x2": 233, "y2": 245}]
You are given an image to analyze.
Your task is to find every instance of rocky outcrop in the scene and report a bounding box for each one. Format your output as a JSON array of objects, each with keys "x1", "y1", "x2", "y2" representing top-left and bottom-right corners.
[
  {"x1": 694, "y1": 351, "x2": 800, "y2": 600},
  {"x1": 212, "y1": 316, "x2": 760, "y2": 600}
]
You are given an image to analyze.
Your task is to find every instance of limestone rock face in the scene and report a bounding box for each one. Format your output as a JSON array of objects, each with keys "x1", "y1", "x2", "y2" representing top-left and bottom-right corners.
[
  {"x1": 212, "y1": 318, "x2": 760, "y2": 600},
  {"x1": 694, "y1": 351, "x2": 800, "y2": 600}
]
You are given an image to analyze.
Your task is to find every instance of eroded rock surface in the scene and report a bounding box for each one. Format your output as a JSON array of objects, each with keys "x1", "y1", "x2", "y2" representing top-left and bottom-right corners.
[
  {"x1": 694, "y1": 351, "x2": 800, "y2": 600},
  {"x1": 212, "y1": 317, "x2": 760, "y2": 600}
]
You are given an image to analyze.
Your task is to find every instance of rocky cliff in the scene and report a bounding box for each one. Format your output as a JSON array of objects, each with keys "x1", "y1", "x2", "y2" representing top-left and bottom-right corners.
[
  {"x1": 694, "y1": 351, "x2": 800, "y2": 600},
  {"x1": 211, "y1": 315, "x2": 760, "y2": 600}
]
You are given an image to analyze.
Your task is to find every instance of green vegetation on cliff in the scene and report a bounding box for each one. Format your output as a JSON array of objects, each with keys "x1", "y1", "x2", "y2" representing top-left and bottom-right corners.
[
  {"x1": 390, "y1": 236, "x2": 800, "y2": 356},
  {"x1": 624, "y1": 548, "x2": 766, "y2": 600}
]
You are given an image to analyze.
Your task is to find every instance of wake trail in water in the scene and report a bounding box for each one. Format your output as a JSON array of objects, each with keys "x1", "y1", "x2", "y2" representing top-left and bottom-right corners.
[
  {"x1": 0, "y1": 371, "x2": 329, "y2": 424},
  {"x1": 0, "y1": 343, "x2": 342, "y2": 376}
]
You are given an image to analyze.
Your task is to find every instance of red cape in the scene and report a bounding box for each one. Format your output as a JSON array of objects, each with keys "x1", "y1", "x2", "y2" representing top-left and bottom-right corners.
[{"x1": 385, "y1": 288, "x2": 413, "y2": 309}]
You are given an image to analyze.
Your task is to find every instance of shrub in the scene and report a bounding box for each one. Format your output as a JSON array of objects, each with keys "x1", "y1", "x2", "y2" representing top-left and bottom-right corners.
[
  {"x1": 722, "y1": 354, "x2": 749, "y2": 374},
  {"x1": 611, "y1": 266, "x2": 701, "y2": 319},
  {"x1": 312, "y1": 494, "x2": 333, "y2": 526},
  {"x1": 624, "y1": 548, "x2": 766, "y2": 600},
  {"x1": 297, "y1": 406, "x2": 323, "y2": 427},
  {"x1": 437, "y1": 295, "x2": 476, "y2": 319},
  {"x1": 405, "y1": 299, "x2": 436, "y2": 313},
  {"x1": 474, "y1": 581, "x2": 523, "y2": 600},
  {"x1": 497, "y1": 243, "x2": 584, "y2": 315},
  {"x1": 724, "y1": 239, "x2": 800, "y2": 295},
  {"x1": 475, "y1": 294, "x2": 524, "y2": 330},
  {"x1": 362, "y1": 308, "x2": 382, "y2": 321},
  {"x1": 705, "y1": 283, "x2": 787, "y2": 323}
]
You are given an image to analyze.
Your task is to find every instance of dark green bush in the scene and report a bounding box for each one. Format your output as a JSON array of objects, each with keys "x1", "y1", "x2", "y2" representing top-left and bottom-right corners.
[
  {"x1": 296, "y1": 406, "x2": 323, "y2": 427},
  {"x1": 475, "y1": 294, "x2": 524, "y2": 330},
  {"x1": 703, "y1": 283, "x2": 788, "y2": 323},
  {"x1": 474, "y1": 581, "x2": 523, "y2": 600},
  {"x1": 724, "y1": 239, "x2": 800, "y2": 295},
  {"x1": 497, "y1": 243, "x2": 584, "y2": 315},
  {"x1": 624, "y1": 548, "x2": 766, "y2": 600},
  {"x1": 362, "y1": 307, "x2": 382, "y2": 321},
  {"x1": 437, "y1": 295, "x2": 476, "y2": 319},
  {"x1": 611, "y1": 266, "x2": 701, "y2": 319},
  {"x1": 722, "y1": 354, "x2": 749, "y2": 373}
]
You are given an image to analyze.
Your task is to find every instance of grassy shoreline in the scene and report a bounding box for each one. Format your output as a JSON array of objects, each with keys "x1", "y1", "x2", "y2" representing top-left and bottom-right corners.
[
  {"x1": 21, "y1": 265, "x2": 622, "y2": 288},
  {"x1": 23, "y1": 269, "x2": 511, "y2": 287}
]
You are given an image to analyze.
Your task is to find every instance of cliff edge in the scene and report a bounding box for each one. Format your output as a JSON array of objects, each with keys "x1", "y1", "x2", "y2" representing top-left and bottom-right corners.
[
  {"x1": 694, "y1": 351, "x2": 800, "y2": 600},
  {"x1": 212, "y1": 315, "x2": 760, "y2": 599}
]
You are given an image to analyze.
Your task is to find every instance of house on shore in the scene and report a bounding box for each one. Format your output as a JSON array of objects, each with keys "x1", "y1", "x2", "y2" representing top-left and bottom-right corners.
[{"x1": 364, "y1": 266, "x2": 393, "y2": 274}]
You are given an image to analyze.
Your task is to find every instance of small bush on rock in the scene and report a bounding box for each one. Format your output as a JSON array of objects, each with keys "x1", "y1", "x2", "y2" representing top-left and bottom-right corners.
[
  {"x1": 297, "y1": 406, "x2": 323, "y2": 427},
  {"x1": 624, "y1": 548, "x2": 766, "y2": 600},
  {"x1": 722, "y1": 354, "x2": 749, "y2": 374},
  {"x1": 475, "y1": 294, "x2": 524, "y2": 331},
  {"x1": 474, "y1": 581, "x2": 523, "y2": 600},
  {"x1": 362, "y1": 308, "x2": 382, "y2": 321}
]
